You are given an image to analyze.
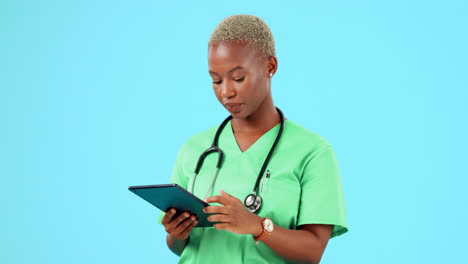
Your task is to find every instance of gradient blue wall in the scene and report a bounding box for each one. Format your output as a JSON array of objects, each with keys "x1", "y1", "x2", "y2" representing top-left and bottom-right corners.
[{"x1": 1, "y1": 0, "x2": 467, "y2": 263}]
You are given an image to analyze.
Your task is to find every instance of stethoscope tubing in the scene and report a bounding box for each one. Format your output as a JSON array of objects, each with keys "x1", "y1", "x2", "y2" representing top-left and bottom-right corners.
[
  {"x1": 252, "y1": 108, "x2": 284, "y2": 195},
  {"x1": 190, "y1": 107, "x2": 285, "y2": 212}
]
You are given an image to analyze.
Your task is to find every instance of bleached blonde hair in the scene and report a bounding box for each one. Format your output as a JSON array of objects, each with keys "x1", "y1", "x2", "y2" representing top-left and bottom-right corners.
[{"x1": 208, "y1": 14, "x2": 276, "y2": 58}]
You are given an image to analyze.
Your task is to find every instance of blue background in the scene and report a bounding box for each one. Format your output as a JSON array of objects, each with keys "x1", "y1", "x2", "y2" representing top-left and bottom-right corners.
[{"x1": 1, "y1": 0, "x2": 467, "y2": 263}]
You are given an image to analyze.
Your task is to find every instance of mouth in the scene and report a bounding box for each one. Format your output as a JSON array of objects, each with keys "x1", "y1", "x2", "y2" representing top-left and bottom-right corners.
[{"x1": 225, "y1": 103, "x2": 242, "y2": 112}]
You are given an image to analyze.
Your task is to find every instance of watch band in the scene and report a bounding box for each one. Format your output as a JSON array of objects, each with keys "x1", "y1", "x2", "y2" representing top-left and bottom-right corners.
[{"x1": 253, "y1": 217, "x2": 273, "y2": 245}]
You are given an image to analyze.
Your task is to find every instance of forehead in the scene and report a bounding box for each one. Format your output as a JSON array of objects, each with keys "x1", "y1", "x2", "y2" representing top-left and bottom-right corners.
[{"x1": 208, "y1": 42, "x2": 263, "y2": 73}]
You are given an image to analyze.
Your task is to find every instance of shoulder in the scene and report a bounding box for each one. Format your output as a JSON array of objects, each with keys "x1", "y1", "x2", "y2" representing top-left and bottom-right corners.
[
  {"x1": 282, "y1": 120, "x2": 340, "y2": 184},
  {"x1": 173, "y1": 124, "x2": 220, "y2": 167},
  {"x1": 178, "y1": 124, "x2": 220, "y2": 152},
  {"x1": 283, "y1": 120, "x2": 332, "y2": 152}
]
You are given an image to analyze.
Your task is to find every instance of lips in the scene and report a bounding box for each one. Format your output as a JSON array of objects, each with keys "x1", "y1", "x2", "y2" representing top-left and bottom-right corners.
[{"x1": 225, "y1": 103, "x2": 242, "y2": 112}]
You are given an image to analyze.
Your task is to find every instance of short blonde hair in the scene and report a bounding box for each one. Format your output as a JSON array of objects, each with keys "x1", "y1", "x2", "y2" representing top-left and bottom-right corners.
[{"x1": 208, "y1": 14, "x2": 276, "y2": 58}]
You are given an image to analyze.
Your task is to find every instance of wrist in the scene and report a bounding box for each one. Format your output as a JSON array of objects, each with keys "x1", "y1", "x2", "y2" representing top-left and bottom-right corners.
[
  {"x1": 253, "y1": 217, "x2": 274, "y2": 244},
  {"x1": 167, "y1": 234, "x2": 189, "y2": 256},
  {"x1": 251, "y1": 215, "x2": 264, "y2": 237}
]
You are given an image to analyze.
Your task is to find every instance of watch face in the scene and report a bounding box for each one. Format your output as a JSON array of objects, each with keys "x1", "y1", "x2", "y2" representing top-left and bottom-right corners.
[{"x1": 264, "y1": 218, "x2": 274, "y2": 232}]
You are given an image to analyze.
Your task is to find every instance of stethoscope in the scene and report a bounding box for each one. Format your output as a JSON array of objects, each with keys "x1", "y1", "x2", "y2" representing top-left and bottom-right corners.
[{"x1": 189, "y1": 107, "x2": 285, "y2": 213}]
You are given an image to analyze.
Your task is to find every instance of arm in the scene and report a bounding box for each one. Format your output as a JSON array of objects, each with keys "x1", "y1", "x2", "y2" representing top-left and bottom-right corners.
[
  {"x1": 204, "y1": 190, "x2": 333, "y2": 264},
  {"x1": 166, "y1": 233, "x2": 188, "y2": 256},
  {"x1": 260, "y1": 223, "x2": 333, "y2": 263}
]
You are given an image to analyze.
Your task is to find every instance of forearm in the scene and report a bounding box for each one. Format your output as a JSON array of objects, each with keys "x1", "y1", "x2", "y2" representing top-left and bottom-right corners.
[
  {"x1": 166, "y1": 233, "x2": 188, "y2": 256},
  {"x1": 261, "y1": 225, "x2": 328, "y2": 264},
  {"x1": 204, "y1": 192, "x2": 332, "y2": 263}
]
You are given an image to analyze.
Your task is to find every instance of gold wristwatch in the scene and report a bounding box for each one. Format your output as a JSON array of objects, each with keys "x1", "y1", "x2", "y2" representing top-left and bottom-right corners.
[{"x1": 253, "y1": 217, "x2": 274, "y2": 245}]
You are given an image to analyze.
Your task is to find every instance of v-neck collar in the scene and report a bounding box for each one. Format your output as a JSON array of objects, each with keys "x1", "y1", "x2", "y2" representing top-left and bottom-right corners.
[{"x1": 223, "y1": 120, "x2": 282, "y2": 155}]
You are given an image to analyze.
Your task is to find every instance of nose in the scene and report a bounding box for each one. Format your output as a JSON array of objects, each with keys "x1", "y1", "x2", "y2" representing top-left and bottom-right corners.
[{"x1": 221, "y1": 81, "x2": 236, "y2": 98}]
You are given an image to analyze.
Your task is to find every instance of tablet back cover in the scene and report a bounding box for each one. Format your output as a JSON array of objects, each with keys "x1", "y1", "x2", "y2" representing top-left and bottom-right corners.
[{"x1": 129, "y1": 184, "x2": 213, "y2": 227}]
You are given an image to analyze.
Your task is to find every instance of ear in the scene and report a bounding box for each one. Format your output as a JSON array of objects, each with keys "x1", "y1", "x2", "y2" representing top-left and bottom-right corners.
[{"x1": 265, "y1": 56, "x2": 278, "y2": 77}]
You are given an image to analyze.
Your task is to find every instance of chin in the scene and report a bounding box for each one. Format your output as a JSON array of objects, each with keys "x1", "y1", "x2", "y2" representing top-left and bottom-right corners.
[
  {"x1": 225, "y1": 108, "x2": 239, "y2": 118},
  {"x1": 229, "y1": 111, "x2": 251, "y2": 120},
  {"x1": 228, "y1": 111, "x2": 241, "y2": 118},
  {"x1": 231, "y1": 114, "x2": 244, "y2": 120}
]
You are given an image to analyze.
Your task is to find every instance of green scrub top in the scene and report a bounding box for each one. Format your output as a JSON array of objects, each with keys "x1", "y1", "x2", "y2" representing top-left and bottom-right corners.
[{"x1": 158, "y1": 119, "x2": 348, "y2": 263}]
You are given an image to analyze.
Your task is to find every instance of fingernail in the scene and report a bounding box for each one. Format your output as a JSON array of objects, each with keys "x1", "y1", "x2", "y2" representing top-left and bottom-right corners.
[{"x1": 191, "y1": 216, "x2": 195, "y2": 221}]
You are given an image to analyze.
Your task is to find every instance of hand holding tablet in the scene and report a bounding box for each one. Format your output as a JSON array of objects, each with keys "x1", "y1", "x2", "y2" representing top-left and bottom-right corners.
[
  {"x1": 162, "y1": 208, "x2": 198, "y2": 241},
  {"x1": 128, "y1": 184, "x2": 215, "y2": 227}
]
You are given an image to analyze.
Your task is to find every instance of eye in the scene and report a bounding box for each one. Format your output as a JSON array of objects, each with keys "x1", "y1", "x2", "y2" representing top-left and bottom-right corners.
[
  {"x1": 212, "y1": 80, "x2": 222, "y2": 85},
  {"x1": 234, "y1": 76, "x2": 245, "y2": 82}
]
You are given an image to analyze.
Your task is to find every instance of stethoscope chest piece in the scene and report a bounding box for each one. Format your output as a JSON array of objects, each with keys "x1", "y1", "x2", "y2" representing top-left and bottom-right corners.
[{"x1": 244, "y1": 193, "x2": 262, "y2": 213}]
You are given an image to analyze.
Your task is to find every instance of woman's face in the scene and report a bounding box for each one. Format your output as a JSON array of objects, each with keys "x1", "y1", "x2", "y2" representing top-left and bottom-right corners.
[{"x1": 208, "y1": 41, "x2": 272, "y2": 119}]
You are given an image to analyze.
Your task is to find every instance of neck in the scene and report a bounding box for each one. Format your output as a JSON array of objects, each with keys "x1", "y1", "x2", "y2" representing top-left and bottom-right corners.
[{"x1": 231, "y1": 96, "x2": 280, "y2": 134}]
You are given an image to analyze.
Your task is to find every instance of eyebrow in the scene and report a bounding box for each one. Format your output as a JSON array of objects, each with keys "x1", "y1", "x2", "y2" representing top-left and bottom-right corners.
[{"x1": 209, "y1": 66, "x2": 245, "y2": 76}]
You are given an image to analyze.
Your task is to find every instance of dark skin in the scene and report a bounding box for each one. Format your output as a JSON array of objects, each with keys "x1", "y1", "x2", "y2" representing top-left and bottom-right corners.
[{"x1": 162, "y1": 41, "x2": 333, "y2": 264}]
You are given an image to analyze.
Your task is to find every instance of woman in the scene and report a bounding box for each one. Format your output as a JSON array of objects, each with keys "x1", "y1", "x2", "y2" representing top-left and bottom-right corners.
[{"x1": 160, "y1": 15, "x2": 347, "y2": 263}]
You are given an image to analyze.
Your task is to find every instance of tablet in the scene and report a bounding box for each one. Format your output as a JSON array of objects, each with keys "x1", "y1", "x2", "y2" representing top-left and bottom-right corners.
[{"x1": 128, "y1": 184, "x2": 215, "y2": 227}]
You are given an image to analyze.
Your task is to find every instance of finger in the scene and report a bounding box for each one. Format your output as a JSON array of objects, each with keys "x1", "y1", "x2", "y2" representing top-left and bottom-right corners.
[
  {"x1": 205, "y1": 195, "x2": 231, "y2": 205},
  {"x1": 208, "y1": 214, "x2": 231, "y2": 223},
  {"x1": 171, "y1": 212, "x2": 191, "y2": 228},
  {"x1": 178, "y1": 219, "x2": 198, "y2": 239},
  {"x1": 203, "y1": 205, "x2": 228, "y2": 214},
  {"x1": 174, "y1": 216, "x2": 196, "y2": 235},
  {"x1": 220, "y1": 189, "x2": 233, "y2": 198},
  {"x1": 161, "y1": 208, "x2": 176, "y2": 225},
  {"x1": 220, "y1": 190, "x2": 242, "y2": 203}
]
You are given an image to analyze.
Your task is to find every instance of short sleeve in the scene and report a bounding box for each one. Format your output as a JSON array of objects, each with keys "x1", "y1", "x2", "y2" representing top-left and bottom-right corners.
[
  {"x1": 168, "y1": 142, "x2": 189, "y2": 189},
  {"x1": 157, "y1": 144, "x2": 189, "y2": 225},
  {"x1": 297, "y1": 144, "x2": 348, "y2": 238}
]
